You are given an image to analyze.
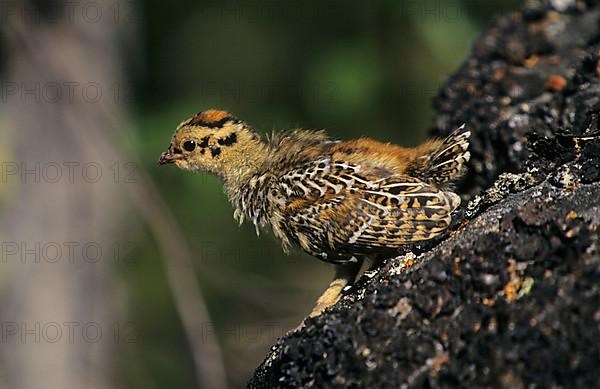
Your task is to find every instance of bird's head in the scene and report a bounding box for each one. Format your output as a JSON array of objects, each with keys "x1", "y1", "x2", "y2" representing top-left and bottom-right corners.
[{"x1": 159, "y1": 109, "x2": 267, "y2": 180}]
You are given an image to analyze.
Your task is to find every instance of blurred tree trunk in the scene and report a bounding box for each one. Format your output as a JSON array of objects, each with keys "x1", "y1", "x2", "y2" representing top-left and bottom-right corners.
[
  {"x1": 0, "y1": 1, "x2": 130, "y2": 387},
  {"x1": 0, "y1": 2, "x2": 228, "y2": 388}
]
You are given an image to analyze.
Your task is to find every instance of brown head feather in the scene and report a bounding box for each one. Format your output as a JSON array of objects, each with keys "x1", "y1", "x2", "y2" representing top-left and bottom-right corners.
[{"x1": 187, "y1": 109, "x2": 238, "y2": 128}]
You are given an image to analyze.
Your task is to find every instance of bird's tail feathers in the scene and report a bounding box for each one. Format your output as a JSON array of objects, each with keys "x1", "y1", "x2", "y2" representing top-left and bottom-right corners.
[{"x1": 415, "y1": 124, "x2": 471, "y2": 186}]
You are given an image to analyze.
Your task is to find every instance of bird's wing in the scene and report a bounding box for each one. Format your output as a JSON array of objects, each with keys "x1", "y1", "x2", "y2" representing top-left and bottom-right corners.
[{"x1": 278, "y1": 158, "x2": 460, "y2": 261}]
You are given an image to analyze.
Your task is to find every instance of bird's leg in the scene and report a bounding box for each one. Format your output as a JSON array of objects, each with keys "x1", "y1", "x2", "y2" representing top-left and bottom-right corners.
[
  {"x1": 367, "y1": 254, "x2": 386, "y2": 272},
  {"x1": 289, "y1": 261, "x2": 362, "y2": 334},
  {"x1": 309, "y1": 260, "x2": 362, "y2": 318}
]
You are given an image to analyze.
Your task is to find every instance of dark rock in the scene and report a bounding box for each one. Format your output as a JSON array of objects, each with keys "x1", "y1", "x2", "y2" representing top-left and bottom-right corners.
[{"x1": 249, "y1": 2, "x2": 600, "y2": 388}]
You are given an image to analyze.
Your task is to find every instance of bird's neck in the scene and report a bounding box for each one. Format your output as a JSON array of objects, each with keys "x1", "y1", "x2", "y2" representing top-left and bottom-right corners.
[{"x1": 221, "y1": 137, "x2": 270, "y2": 196}]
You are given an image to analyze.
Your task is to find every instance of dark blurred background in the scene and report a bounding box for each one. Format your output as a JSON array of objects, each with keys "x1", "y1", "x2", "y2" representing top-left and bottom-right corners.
[{"x1": 0, "y1": 0, "x2": 520, "y2": 388}]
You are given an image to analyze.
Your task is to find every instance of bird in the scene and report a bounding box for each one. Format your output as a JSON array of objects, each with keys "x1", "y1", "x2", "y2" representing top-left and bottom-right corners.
[{"x1": 159, "y1": 109, "x2": 470, "y2": 318}]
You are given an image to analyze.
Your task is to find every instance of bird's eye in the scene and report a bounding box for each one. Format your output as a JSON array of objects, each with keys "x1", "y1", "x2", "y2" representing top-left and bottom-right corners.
[{"x1": 183, "y1": 140, "x2": 196, "y2": 152}]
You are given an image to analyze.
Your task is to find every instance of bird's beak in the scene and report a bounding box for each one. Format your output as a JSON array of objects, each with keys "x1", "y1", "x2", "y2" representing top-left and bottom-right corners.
[{"x1": 158, "y1": 149, "x2": 181, "y2": 165}]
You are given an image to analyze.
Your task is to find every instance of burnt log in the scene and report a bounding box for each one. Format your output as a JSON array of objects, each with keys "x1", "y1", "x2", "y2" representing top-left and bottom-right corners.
[{"x1": 249, "y1": 1, "x2": 600, "y2": 387}]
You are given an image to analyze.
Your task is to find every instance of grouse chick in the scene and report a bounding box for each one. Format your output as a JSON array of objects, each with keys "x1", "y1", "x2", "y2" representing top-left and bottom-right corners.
[{"x1": 159, "y1": 109, "x2": 470, "y2": 317}]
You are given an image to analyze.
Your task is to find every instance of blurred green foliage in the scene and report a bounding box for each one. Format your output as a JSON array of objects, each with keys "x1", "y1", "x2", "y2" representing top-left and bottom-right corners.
[{"x1": 121, "y1": 0, "x2": 521, "y2": 387}]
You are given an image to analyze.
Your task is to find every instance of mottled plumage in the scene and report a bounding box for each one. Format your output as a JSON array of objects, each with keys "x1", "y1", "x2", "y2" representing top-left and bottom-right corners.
[{"x1": 159, "y1": 109, "x2": 470, "y2": 317}]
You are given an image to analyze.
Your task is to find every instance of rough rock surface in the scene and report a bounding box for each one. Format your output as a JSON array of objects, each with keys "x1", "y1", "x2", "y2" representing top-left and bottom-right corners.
[{"x1": 249, "y1": 1, "x2": 600, "y2": 387}]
